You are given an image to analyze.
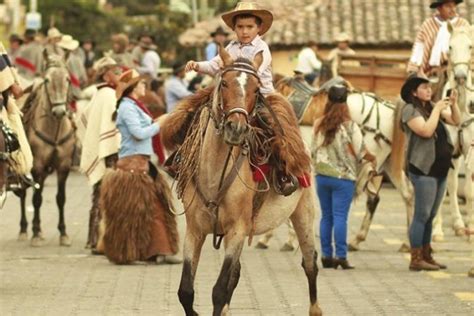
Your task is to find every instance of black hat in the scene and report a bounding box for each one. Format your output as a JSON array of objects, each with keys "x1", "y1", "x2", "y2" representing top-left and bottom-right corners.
[
  {"x1": 400, "y1": 76, "x2": 430, "y2": 103},
  {"x1": 430, "y1": 0, "x2": 463, "y2": 9},
  {"x1": 211, "y1": 26, "x2": 229, "y2": 37},
  {"x1": 328, "y1": 84, "x2": 348, "y2": 103}
]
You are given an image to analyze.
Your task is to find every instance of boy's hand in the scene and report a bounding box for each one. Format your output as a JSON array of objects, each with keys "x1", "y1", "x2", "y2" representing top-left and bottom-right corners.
[
  {"x1": 10, "y1": 83, "x2": 23, "y2": 99},
  {"x1": 185, "y1": 61, "x2": 199, "y2": 72}
]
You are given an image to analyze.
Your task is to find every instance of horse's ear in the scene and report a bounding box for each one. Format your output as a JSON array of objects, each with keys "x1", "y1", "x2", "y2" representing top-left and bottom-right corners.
[
  {"x1": 448, "y1": 21, "x2": 454, "y2": 34},
  {"x1": 253, "y1": 50, "x2": 264, "y2": 70},
  {"x1": 218, "y1": 44, "x2": 233, "y2": 66}
]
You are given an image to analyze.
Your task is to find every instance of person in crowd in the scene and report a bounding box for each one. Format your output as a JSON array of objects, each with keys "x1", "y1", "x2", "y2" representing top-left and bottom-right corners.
[
  {"x1": 186, "y1": 2, "x2": 310, "y2": 192},
  {"x1": 109, "y1": 33, "x2": 135, "y2": 70},
  {"x1": 131, "y1": 34, "x2": 146, "y2": 68},
  {"x1": 0, "y1": 42, "x2": 33, "y2": 179},
  {"x1": 295, "y1": 40, "x2": 322, "y2": 85},
  {"x1": 100, "y1": 69, "x2": 180, "y2": 265},
  {"x1": 78, "y1": 39, "x2": 96, "y2": 69},
  {"x1": 312, "y1": 84, "x2": 376, "y2": 270},
  {"x1": 7, "y1": 34, "x2": 23, "y2": 62},
  {"x1": 58, "y1": 34, "x2": 87, "y2": 95},
  {"x1": 205, "y1": 26, "x2": 229, "y2": 61},
  {"x1": 137, "y1": 36, "x2": 161, "y2": 80},
  {"x1": 187, "y1": 74, "x2": 204, "y2": 93},
  {"x1": 400, "y1": 75, "x2": 460, "y2": 271},
  {"x1": 407, "y1": 0, "x2": 469, "y2": 77},
  {"x1": 327, "y1": 32, "x2": 356, "y2": 61},
  {"x1": 45, "y1": 27, "x2": 64, "y2": 56},
  {"x1": 79, "y1": 57, "x2": 122, "y2": 253},
  {"x1": 164, "y1": 61, "x2": 192, "y2": 113},
  {"x1": 15, "y1": 29, "x2": 44, "y2": 82}
]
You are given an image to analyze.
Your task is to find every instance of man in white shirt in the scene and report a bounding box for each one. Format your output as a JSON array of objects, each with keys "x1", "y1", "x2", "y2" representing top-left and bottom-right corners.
[
  {"x1": 295, "y1": 41, "x2": 322, "y2": 85},
  {"x1": 137, "y1": 36, "x2": 161, "y2": 80}
]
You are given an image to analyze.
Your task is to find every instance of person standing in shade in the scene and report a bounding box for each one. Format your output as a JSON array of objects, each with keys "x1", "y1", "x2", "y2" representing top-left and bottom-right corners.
[
  {"x1": 400, "y1": 76, "x2": 460, "y2": 271},
  {"x1": 312, "y1": 84, "x2": 376, "y2": 270},
  {"x1": 205, "y1": 26, "x2": 229, "y2": 61},
  {"x1": 164, "y1": 62, "x2": 192, "y2": 113}
]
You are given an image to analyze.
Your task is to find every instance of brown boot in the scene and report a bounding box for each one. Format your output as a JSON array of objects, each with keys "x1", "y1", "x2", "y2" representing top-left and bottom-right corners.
[
  {"x1": 422, "y1": 244, "x2": 447, "y2": 269},
  {"x1": 409, "y1": 248, "x2": 439, "y2": 271}
]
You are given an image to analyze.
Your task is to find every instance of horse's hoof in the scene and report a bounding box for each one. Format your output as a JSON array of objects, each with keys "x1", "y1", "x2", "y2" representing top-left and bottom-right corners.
[
  {"x1": 30, "y1": 237, "x2": 43, "y2": 247},
  {"x1": 255, "y1": 241, "x2": 269, "y2": 249},
  {"x1": 468, "y1": 267, "x2": 474, "y2": 278},
  {"x1": 60, "y1": 235, "x2": 72, "y2": 247},
  {"x1": 38, "y1": 232, "x2": 45, "y2": 240},
  {"x1": 348, "y1": 241, "x2": 360, "y2": 252},
  {"x1": 309, "y1": 303, "x2": 323, "y2": 316},
  {"x1": 454, "y1": 227, "x2": 466, "y2": 237},
  {"x1": 18, "y1": 232, "x2": 28, "y2": 241},
  {"x1": 280, "y1": 243, "x2": 295, "y2": 252},
  {"x1": 432, "y1": 234, "x2": 444, "y2": 242},
  {"x1": 398, "y1": 243, "x2": 410, "y2": 253},
  {"x1": 84, "y1": 242, "x2": 92, "y2": 249}
]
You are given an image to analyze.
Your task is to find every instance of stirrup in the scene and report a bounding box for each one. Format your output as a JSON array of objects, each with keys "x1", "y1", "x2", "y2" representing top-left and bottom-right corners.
[{"x1": 273, "y1": 173, "x2": 298, "y2": 196}]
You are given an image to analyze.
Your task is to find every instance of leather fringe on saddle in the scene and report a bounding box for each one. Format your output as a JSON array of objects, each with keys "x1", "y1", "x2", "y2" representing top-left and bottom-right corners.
[{"x1": 99, "y1": 155, "x2": 179, "y2": 264}]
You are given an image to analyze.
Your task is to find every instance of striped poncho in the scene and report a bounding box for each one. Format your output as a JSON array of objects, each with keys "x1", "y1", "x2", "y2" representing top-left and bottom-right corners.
[{"x1": 407, "y1": 15, "x2": 470, "y2": 75}]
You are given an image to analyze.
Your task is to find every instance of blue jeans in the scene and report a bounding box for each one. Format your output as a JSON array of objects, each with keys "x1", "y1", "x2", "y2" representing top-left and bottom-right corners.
[
  {"x1": 408, "y1": 173, "x2": 447, "y2": 248},
  {"x1": 316, "y1": 175, "x2": 355, "y2": 258},
  {"x1": 304, "y1": 71, "x2": 320, "y2": 85}
]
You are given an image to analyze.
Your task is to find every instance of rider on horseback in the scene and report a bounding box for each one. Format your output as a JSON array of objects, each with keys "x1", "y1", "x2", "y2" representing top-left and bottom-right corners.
[
  {"x1": 407, "y1": 0, "x2": 470, "y2": 80},
  {"x1": 185, "y1": 2, "x2": 310, "y2": 194}
]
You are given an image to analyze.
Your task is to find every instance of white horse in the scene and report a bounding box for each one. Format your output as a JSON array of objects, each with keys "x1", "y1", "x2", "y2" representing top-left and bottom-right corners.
[
  {"x1": 432, "y1": 25, "x2": 474, "y2": 241},
  {"x1": 262, "y1": 78, "x2": 414, "y2": 252}
]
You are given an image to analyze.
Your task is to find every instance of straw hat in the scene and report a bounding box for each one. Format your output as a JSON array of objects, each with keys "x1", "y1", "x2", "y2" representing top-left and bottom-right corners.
[
  {"x1": 430, "y1": 0, "x2": 462, "y2": 9},
  {"x1": 47, "y1": 27, "x2": 62, "y2": 39},
  {"x1": 58, "y1": 35, "x2": 79, "y2": 51},
  {"x1": 221, "y1": 2, "x2": 273, "y2": 35},
  {"x1": 335, "y1": 32, "x2": 351, "y2": 43},
  {"x1": 93, "y1": 57, "x2": 118, "y2": 80},
  {"x1": 116, "y1": 69, "x2": 143, "y2": 98},
  {"x1": 400, "y1": 76, "x2": 430, "y2": 103}
]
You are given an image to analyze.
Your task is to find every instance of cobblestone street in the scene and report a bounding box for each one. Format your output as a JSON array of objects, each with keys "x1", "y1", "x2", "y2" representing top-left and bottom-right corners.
[{"x1": 0, "y1": 171, "x2": 473, "y2": 316}]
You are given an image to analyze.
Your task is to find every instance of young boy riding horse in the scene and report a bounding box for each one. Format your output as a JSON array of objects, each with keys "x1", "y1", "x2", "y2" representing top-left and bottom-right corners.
[{"x1": 185, "y1": 1, "x2": 310, "y2": 193}]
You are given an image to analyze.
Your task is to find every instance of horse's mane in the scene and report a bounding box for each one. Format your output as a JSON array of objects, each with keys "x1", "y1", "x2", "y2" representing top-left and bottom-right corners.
[
  {"x1": 21, "y1": 80, "x2": 45, "y2": 127},
  {"x1": 262, "y1": 93, "x2": 311, "y2": 176},
  {"x1": 161, "y1": 85, "x2": 215, "y2": 150}
]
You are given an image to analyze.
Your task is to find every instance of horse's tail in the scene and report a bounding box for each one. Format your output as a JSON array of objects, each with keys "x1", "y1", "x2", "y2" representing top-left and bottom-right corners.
[{"x1": 390, "y1": 99, "x2": 406, "y2": 183}]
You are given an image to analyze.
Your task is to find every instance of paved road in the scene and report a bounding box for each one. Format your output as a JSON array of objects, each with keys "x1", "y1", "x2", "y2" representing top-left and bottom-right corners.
[{"x1": 0, "y1": 171, "x2": 473, "y2": 316}]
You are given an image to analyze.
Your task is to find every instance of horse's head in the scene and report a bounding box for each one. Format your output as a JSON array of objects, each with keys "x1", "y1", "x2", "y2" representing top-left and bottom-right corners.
[
  {"x1": 43, "y1": 50, "x2": 70, "y2": 118},
  {"x1": 214, "y1": 47, "x2": 263, "y2": 146},
  {"x1": 448, "y1": 24, "x2": 473, "y2": 85}
]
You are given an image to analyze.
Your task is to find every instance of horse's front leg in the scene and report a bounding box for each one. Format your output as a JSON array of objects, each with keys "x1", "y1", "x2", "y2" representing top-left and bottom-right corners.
[
  {"x1": 178, "y1": 227, "x2": 206, "y2": 316},
  {"x1": 57, "y1": 168, "x2": 71, "y2": 246},
  {"x1": 383, "y1": 168, "x2": 414, "y2": 252},
  {"x1": 290, "y1": 189, "x2": 322, "y2": 316},
  {"x1": 31, "y1": 171, "x2": 46, "y2": 247},
  {"x1": 212, "y1": 226, "x2": 246, "y2": 316},
  {"x1": 442, "y1": 159, "x2": 465, "y2": 236},
  {"x1": 464, "y1": 161, "x2": 474, "y2": 241},
  {"x1": 15, "y1": 188, "x2": 28, "y2": 240},
  {"x1": 348, "y1": 192, "x2": 380, "y2": 251}
]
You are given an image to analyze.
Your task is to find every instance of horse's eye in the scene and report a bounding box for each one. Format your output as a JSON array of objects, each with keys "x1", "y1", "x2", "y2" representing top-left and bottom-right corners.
[
  {"x1": 221, "y1": 80, "x2": 228, "y2": 88},
  {"x1": 449, "y1": 46, "x2": 452, "y2": 50}
]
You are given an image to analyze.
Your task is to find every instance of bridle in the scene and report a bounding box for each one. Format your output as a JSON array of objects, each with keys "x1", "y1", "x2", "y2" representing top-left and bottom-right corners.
[{"x1": 210, "y1": 62, "x2": 262, "y2": 132}]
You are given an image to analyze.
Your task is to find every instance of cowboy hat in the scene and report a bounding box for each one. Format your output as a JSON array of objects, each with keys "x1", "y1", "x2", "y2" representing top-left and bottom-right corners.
[
  {"x1": 430, "y1": 0, "x2": 463, "y2": 9},
  {"x1": 211, "y1": 26, "x2": 229, "y2": 37},
  {"x1": 47, "y1": 27, "x2": 62, "y2": 39},
  {"x1": 116, "y1": 69, "x2": 144, "y2": 98},
  {"x1": 58, "y1": 35, "x2": 79, "y2": 51},
  {"x1": 328, "y1": 84, "x2": 349, "y2": 103},
  {"x1": 221, "y1": 2, "x2": 273, "y2": 36},
  {"x1": 93, "y1": 57, "x2": 119, "y2": 80},
  {"x1": 400, "y1": 75, "x2": 430, "y2": 103},
  {"x1": 335, "y1": 32, "x2": 351, "y2": 43}
]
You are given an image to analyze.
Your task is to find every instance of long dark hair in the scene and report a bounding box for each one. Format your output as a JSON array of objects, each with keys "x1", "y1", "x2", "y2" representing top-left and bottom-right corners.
[
  {"x1": 319, "y1": 101, "x2": 351, "y2": 146},
  {"x1": 409, "y1": 94, "x2": 433, "y2": 119},
  {"x1": 112, "y1": 82, "x2": 138, "y2": 121}
]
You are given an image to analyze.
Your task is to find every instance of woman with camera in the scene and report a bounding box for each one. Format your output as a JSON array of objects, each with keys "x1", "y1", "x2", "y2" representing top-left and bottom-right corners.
[{"x1": 400, "y1": 76, "x2": 460, "y2": 271}]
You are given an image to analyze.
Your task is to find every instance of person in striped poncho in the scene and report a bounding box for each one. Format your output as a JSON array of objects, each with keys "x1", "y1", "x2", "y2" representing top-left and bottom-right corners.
[{"x1": 407, "y1": 0, "x2": 470, "y2": 77}]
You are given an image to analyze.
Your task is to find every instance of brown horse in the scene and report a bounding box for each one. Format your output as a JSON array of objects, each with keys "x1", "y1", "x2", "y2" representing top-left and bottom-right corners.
[
  {"x1": 18, "y1": 52, "x2": 76, "y2": 246},
  {"x1": 161, "y1": 49, "x2": 322, "y2": 316}
]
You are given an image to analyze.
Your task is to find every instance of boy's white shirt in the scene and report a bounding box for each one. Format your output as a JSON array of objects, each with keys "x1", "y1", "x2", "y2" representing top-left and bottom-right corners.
[{"x1": 196, "y1": 35, "x2": 275, "y2": 95}]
